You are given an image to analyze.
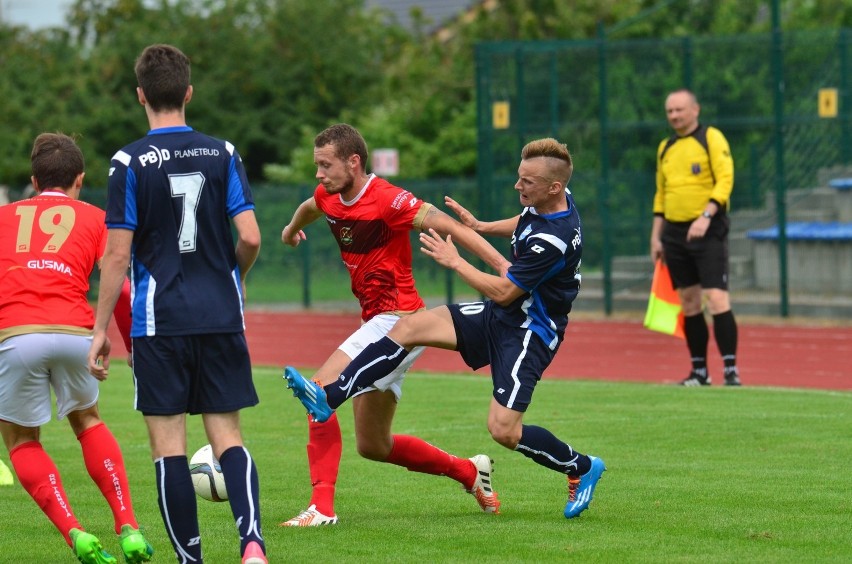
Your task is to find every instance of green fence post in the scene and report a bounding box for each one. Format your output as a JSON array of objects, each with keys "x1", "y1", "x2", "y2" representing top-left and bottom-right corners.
[
  {"x1": 515, "y1": 47, "x2": 526, "y2": 156},
  {"x1": 750, "y1": 143, "x2": 760, "y2": 208},
  {"x1": 597, "y1": 21, "x2": 613, "y2": 315},
  {"x1": 771, "y1": 0, "x2": 789, "y2": 317},
  {"x1": 475, "y1": 43, "x2": 495, "y2": 222},
  {"x1": 550, "y1": 50, "x2": 559, "y2": 137},
  {"x1": 299, "y1": 185, "x2": 311, "y2": 308},
  {"x1": 840, "y1": 29, "x2": 850, "y2": 165}
]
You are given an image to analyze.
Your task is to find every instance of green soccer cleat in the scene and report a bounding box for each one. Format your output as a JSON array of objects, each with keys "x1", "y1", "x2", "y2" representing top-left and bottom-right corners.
[
  {"x1": 70, "y1": 528, "x2": 117, "y2": 564},
  {"x1": 118, "y1": 524, "x2": 154, "y2": 563}
]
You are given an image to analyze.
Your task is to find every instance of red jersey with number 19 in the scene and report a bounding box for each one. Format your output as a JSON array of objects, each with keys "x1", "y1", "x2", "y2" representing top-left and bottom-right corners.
[
  {"x1": 314, "y1": 175, "x2": 430, "y2": 322},
  {"x1": 0, "y1": 192, "x2": 105, "y2": 334}
]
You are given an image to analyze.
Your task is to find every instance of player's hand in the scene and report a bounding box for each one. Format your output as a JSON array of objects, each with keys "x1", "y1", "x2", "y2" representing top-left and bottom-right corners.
[
  {"x1": 444, "y1": 196, "x2": 480, "y2": 231},
  {"x1": 420, "y1": 228, "x2": 462, "y2": 270},
  {"x1": 281, "y1": 225, "x2": 307, "y2": 247},
  {"x1": 87, "y1": 332, "x2": 112, "y2": 381}
]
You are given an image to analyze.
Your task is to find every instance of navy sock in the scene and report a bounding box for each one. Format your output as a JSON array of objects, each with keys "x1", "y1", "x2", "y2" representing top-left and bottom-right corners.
[
  {"x1": 155, "y1": 456, "x2": 201, "y2": 562},
  {"x1": 684, "y1": 313, "x2": 709, "y2": 376},
  {"x1": 219, "y1": 446, "x2": 264, "y2": 555},
  {"x1": 324, "y1": 336, "x2": 408, "y2": 409},
  {"x1": 515, "y1": 425, "x2": 591, "y2": 476}
]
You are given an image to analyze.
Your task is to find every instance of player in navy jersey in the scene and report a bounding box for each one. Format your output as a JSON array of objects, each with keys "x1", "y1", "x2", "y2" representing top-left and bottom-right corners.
[
  {"x1": 87, "y1": 44, "x2": 267, "y2": 564},
  {"x1": 287, "y1": 138, "x2": 606, "y2": 519}
]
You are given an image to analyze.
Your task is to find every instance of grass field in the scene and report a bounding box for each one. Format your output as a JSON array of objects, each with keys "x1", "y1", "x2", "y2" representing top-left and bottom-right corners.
[{"x1": 2, "y1": 364, "x2": 850, "y2": 563}]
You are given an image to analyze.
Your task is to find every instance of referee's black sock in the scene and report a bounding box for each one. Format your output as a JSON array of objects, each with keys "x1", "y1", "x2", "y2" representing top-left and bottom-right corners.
[
  {"x1": 713, "y1": 309, "x2": 739, "y2": 372},
  {"x1": 324, "y1": 336, "x2": 408, "y2": 409},
  {"x1": 684, "y1": 312, "x2": 709, "y2": 377}
]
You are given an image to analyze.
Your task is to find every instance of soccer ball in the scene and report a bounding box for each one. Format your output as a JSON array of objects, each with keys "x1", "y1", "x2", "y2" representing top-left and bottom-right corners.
[{"x1": 189, "y1": 444, "x2": 228, "y2": 502}]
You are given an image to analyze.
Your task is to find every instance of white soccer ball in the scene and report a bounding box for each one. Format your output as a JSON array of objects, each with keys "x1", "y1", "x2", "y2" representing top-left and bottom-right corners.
[{"x1": 189, "y1": 444, "x2": 228, "y2": 502}]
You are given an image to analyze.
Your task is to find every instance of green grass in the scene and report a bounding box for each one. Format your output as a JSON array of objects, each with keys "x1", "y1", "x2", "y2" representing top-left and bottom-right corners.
[{"x1": 2, "y1": 366, "x2": 850, "y2": 563}]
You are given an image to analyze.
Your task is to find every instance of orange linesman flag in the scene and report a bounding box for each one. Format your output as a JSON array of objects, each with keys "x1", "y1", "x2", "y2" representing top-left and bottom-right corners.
[{"x1": 643, "y1": 259, "x2": 685, "y2": 339}]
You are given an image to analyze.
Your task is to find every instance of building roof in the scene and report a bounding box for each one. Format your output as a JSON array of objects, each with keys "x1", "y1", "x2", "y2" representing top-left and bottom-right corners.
[{"x1": 367, "y1": 0, "x2": 482, "y2": 32}]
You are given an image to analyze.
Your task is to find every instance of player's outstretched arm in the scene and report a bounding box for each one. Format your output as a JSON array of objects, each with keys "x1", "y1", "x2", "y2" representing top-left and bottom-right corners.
[
  {"x1": 420, "y1": 229, "x2": 524, "y2": 306},
  {"x1": 281, "y1": 197, "x2": 322, "y2": 247},
  {"x1": 422, "y1": 206, "x2": 511, "y2": 275},
  {"x1": 444, "y1": 196, "x2": 519, "y2": 238}
]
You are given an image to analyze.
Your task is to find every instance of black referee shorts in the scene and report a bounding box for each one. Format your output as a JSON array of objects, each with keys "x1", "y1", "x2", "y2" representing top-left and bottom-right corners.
[{"x1": 661, "y1": 214, "x2": 730, "y2": 290}]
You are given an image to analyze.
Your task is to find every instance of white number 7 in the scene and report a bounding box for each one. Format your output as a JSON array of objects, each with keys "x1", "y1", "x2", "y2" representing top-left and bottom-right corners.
[{"x1": 169, "y1": 172, "x2": 205, "y2": 253}]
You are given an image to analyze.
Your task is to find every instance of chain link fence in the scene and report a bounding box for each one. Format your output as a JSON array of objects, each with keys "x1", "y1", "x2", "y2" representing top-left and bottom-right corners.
[
  {"x1": 68, "y1": 28, "x2": 852, "y2": 318},
  {"x1": 475, "y1": 28, "x2": 852, "y2": 317}
]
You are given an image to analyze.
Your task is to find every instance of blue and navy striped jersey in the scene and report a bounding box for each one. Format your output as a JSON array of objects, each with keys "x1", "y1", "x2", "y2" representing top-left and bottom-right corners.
[
  {"x1": 499, "y1": 189, "x2": 582, "y2": 349},
  {"x1": 105, "y1": 126, "x2": 254, "y2": 337}
]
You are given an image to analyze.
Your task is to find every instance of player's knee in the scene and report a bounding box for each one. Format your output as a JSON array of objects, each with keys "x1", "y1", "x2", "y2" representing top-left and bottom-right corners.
[
  {"x1": 487, "y1": 422, "x2": 521, "y2": 450},
  {"x1": 355, "y1": 439, "x2": 392, "y2": 461},
  {"x1": 387, "y1": 316, "x2": 419, "y2": 347}
]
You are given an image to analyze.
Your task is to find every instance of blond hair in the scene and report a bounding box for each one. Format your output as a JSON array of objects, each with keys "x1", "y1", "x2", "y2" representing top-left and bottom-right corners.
[{"x1": 521, "y1": 138, "x2": 573, "y2": 185}]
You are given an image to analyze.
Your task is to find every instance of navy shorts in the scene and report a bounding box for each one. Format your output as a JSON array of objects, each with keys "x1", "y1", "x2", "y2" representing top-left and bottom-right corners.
[
  {"x1": 131, "y1": 333, "x2": 259, "y2": 416},
  {"x1": 661, "y1": 214, "x2": 730, "y2": 290},
  {"x1": 448, "y1": 301, "x2": 558, "y2": 412}
]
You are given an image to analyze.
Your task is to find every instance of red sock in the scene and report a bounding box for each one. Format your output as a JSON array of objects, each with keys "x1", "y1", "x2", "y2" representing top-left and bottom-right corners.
[
  {"x1": 10, "y1": 441, "x2": 81, "y2": 545},
  {"x1": 385, "y1": 434, "x2": 476, "y2": 488},
  {"x1": 77, "y1": 422, "x2": 138, "y2": 533},
  {"x1": 306, "y1": 412, "x2": 342, "y2": 516}
]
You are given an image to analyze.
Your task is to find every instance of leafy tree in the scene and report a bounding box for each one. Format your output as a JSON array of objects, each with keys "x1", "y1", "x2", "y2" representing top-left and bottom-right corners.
[{"x1": 3, "y1": 0, "x2": 852, "y2": 191}]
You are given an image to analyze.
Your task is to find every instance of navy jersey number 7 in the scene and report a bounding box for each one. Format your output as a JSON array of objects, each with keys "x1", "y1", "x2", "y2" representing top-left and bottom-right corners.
[{"x1": 105, "y1": 126, "x2": 254, "y2": 337}]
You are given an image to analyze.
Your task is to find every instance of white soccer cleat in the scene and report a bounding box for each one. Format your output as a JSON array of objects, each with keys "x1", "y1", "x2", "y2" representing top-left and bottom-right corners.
[
  {"x1": 466, "y1": 454, "x2": 501, "y2": 514},
  {"x1": 279, "y1": 504, "x2": 339, "y2": 527}
]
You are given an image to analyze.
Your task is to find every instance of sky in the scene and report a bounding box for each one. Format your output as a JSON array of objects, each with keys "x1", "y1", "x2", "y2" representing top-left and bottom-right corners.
[
  {"x1": 1, "y1": 0, "x2": 472, "y2": 31},
  {"x1": 0, "y1": 0, "x2": 73, "y2": 29}
]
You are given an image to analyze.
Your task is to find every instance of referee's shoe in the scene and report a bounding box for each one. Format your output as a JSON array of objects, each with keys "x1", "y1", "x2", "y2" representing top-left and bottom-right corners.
[{"x1": 679, "y1": 369, "x2": 710, "y2": 386}]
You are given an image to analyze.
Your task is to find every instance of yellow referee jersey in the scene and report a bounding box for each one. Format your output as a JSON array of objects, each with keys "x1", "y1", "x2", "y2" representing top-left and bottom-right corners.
[{"x1": 653, "y1": 125, "x2": 734, "y2": 222}]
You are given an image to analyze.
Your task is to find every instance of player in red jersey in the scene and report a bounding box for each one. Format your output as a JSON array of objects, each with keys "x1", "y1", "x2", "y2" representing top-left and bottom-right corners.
[
  {"x1": 0, "y1": 133, "x2": 153, "y2": 563},
  {"x1": 279, "y1": 124, "x2": 510, "y2": 526}
]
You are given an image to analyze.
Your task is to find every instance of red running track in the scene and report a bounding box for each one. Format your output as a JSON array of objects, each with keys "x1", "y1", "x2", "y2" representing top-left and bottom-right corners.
[{"x1": 107, "y1": 310, "x2": 851, "y2": 391}]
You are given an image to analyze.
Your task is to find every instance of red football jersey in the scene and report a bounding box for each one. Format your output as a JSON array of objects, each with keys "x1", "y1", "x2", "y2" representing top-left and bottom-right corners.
[
  {"x1": 314, "y1": 176, "x2": 428, "y2": 321},
  {"x1": 0, "y1": 192, "x2": 106, "y2": 331}
]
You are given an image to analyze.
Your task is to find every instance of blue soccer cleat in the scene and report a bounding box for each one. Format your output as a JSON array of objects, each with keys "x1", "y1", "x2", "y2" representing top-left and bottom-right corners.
[
  {"x1": 564, "y1": 455, "x2": 606, "y2": 519},
  {"x1": 283, "y1": 366, "x2": 334, "y2": 423}
]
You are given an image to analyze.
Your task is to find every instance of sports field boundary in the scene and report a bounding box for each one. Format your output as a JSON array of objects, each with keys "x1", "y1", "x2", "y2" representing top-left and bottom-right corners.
[{"x1": 106, "y1": 309, "x2": 851, "y2": 391}]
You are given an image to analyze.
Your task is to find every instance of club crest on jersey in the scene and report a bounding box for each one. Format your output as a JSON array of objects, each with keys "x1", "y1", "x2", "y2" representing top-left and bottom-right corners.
[
  {"x1": 139, "y1": 145, "x2": 170, "y2": 168},
  {"x1": 339, "y1": 227, "x2": 353, "y2": 245}
]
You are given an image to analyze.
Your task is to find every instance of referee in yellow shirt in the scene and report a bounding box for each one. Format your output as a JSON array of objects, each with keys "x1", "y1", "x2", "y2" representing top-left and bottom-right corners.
[{"x1": 650, "y1": 88, "x2": 741, "y2": 386}]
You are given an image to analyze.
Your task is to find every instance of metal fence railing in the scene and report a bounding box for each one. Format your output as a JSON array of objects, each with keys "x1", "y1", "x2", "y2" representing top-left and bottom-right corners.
[{"x1": 475, "y1": 28, "x2": 852, "y2": 317}]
